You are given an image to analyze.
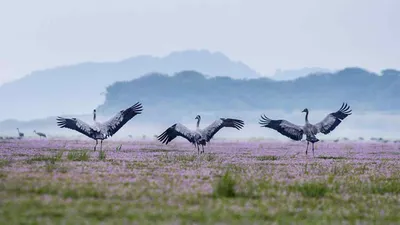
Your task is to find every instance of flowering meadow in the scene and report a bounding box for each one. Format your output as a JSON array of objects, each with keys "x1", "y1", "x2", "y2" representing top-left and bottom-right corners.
[{"x1": 0, "y1": 139, "x2": 399, "y2": 224}]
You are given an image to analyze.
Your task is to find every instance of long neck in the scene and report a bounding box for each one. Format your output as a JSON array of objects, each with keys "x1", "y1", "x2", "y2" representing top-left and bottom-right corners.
[
  {"x1": 93, "y1": 112, "x2": 96, "y2": 122},
  {"x1": 305, "y1": 111, "x2": 309, "y2": 123},
  {"x1": 196, "y1": 117, "x2": 200, "y2": 129}
]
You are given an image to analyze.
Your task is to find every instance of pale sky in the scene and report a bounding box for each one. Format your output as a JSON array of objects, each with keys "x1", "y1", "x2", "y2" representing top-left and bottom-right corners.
[{"x1": 0, "y1": 0, "x2": 399, "y2": 84}]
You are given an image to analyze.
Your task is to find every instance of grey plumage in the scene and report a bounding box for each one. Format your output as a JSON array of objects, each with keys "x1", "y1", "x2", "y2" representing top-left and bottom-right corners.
[
  {"x1": 56, "y1": 102, "x2": 143, "y2": 151},
  {"x1": 33, "y1": 130, "x2": 46, "y2": 138},
  {"x1": 259, "y1": 102, "x2": 352, "y2": 156},
  {"x1": 158, "y1": 115, "x2": 244, "y2": 154},
  {"x1": 17, "y1": 128, "x2": 24, "y2": 139}
]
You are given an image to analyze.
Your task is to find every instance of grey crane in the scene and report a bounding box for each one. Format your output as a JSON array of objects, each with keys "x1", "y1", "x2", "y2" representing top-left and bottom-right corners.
[
  {"x1": 34, "y1": 130, "x2": 47, "y2": 138},
  {"x1": 56, "y1": 102, "x2": 143, "y2": 151},
  {"x1": 17, "y1": 128, "x2": 24, "y2": 139},
  {"x1": 157, "y1": 115, "x2": 244, "y2": 154},
  {"x1": 259, "y1": 103, "x2": 352, "y2": 156}
]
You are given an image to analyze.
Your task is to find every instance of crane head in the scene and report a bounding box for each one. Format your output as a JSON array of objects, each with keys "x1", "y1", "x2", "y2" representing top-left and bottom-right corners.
[
  {"x1": 93, "y1": 109, "x2": 97, "y2": 121},
  {"x1": 302, "y1": 108, "x2": 309, "y2": 113},
  {"x1": 195, "y1": 115, "x2": 200, "y2": 120}
]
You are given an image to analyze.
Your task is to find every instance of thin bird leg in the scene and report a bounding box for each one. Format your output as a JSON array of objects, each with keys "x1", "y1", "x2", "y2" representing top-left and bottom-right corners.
[
  {"x1": 201, "y1": 145, "x2": 204, "y2": 154},
  {"x1": 100, "y1": 140, "x2": 103, "y2": 151},
  {"x1": 197, "y1": 144, "x2": 200, "y2": 155},
  {"x1": 312, "y1": 143, "x2": 315, "y2": 157},
  {"x1": 94, "y1": 140, "x2": 98, "y2": 151},
  {"x1": 306, "y1": 141, "x2": 309, "y2": 155}
]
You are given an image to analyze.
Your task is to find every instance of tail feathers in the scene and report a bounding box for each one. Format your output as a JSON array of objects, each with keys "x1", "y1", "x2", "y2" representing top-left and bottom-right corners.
[{"x1": 307, "y1": 135, "x2": 319, "y2": 143}]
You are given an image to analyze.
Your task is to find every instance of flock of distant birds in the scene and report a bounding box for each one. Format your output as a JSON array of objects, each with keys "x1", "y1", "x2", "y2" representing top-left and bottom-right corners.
[
  {"x1": 3, "y1": 102, "x2": 399, "y2": 156},
  {"x1": 1, "y1": 129, "x2": 47, "y2": 140}
]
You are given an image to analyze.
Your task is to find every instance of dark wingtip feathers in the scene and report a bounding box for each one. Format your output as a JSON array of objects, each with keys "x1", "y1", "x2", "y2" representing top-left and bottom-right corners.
[
  {"x1": 222, "y1": 118, "x2": 245, "y2": 130},
  {"x1": 132, "y1": 102, "x2": 143, "y2": 114},
  {"x1": 157, "y1": 130, "x2": 168, "y2": 144},
  {"x1": 259, "y1": 114, "x2": 271, "y2": 127},
  {"x1": 232, "y1": 119, "x2": 245, "y2": 130},
  {"x1": 157, "y1": 124, "x2": 176, "y2": 145},
  {"x1": 56, "y1": 117, "x2": 67, "y2": 128},
  {"x1": 339, "y1": 102, "x2": 352, "y2": 116},
  {"x1": 329, "y1": 102, "x2": 352, "y2": 121}
]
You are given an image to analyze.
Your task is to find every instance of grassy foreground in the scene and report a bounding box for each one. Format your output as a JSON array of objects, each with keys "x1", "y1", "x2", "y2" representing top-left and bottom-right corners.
[{"x1": 0, "y1": 139, "x2": 399, "y2": 224}]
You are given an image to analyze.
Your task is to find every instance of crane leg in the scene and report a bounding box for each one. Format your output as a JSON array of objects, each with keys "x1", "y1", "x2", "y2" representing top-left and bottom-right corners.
[
  {"x1": 306, "y1": 141, "x2": 309, "y2": 155},
  {"x1": 312, "y1": 143, "x2": 315, "y2": 157},
  {"x1": 94, "y1": 140, "x2": 98, "y2": 151},
  {"x1": 100, "y1": 140, "x2": 103, "y2": 151},
  {"x1": 197, "y1": 144, "x2": 200, "y2": 155},
  {"x1": 201, "y1": 145, "x2": 204, "y2": 154}
]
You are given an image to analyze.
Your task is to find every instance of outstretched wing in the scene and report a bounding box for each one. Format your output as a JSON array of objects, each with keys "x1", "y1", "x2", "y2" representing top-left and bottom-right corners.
[
  {"x1": 202, "y1": 118, "x2": 244, "y2": 142},
  {"x1": 102, "y1": 102, "x2": 143, "y2": 137},
  {"x1": 56, "y1": 117, "x2": 97, "y2": 138},
  {"x1": 157, "y1": 123, "x2": 197, "y2": 145},
  {"x1": 259, "y1": 115, "x2": 304, "y2": 141},
  {"x1": 313, "y1": 102, "x2": 352, "y2": 135}
]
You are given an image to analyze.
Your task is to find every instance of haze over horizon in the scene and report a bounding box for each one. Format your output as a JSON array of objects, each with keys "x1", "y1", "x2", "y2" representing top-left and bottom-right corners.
[{"x1": 1, "y1": 0, "x2": 399, "y2": 84}]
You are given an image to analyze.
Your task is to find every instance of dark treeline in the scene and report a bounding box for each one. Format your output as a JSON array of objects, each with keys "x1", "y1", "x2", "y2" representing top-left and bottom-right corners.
[{"x1": 98, "y1": 68, "x2": 400, "y2": 119}]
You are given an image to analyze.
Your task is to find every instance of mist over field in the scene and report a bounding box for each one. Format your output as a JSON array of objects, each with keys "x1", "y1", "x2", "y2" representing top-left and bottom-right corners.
[
  {"x1": 2, "y1": 109, "x2": 399, "y2": 142},
  {"x1": 1, "y1": 65, "x2": 400, "y2": 141}
]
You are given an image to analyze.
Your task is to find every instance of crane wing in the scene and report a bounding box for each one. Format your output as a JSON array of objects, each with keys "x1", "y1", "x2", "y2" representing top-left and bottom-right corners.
[
  {"x1": 202, "y1": 118, "x2": 244, "y2": 142},
  {"x1": 313, "y1": 102, "x2": 352, "y2": 134},
  {"x1": 259, "y1": 115, "x2": 304, "y2": 141},
  {"x1": 102, "y1": 102, "x2": 143, "y2": 137},
  {"x1": 56, "y1": 117, "x2": 97, "y2": 138},
  {"x1": 157, "y1": 123, "x2": 197, "y2": 145}
]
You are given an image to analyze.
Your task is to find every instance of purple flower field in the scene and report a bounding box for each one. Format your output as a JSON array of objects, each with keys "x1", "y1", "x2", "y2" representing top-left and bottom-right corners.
[{"x1": 0, "y1": 139, "x2": 399, "y2": 224}]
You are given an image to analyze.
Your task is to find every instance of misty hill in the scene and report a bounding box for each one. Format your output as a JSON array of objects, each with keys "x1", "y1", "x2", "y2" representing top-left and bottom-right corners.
[
  {"x1": 2, "y1": 68, "x2": 400, "y2": 139},
  {"x1": 98, "y1": 68, "x2": 400, "y2": 123},
  {"x1": 0, "y1": 50, "x2": 260, "y2": 121},
  {"x1": 272, "y1": 67, "x2": 332, "y2": 80}
]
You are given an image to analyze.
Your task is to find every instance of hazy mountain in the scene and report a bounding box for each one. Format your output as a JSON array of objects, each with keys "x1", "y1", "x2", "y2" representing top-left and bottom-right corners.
[
  {"x1": 272, "y1": 67, "x2": 332, "y2": 80},
  {"x1": 97, "y1": 68, "x2": 400, "y2": 121},
  {"x1": 2, "y1": 68, "x2": 400, "y2": 140},
  {"x1": 0, "y1": 50, "x2": 261, "y2": 121}
]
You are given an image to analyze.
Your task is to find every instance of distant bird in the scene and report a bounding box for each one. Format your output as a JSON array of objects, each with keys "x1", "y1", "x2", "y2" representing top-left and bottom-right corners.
[
  {"x1": 158, "y1": 115, "x2": 244, "y2": 154},
  {"x1": 34, "y1": 130, "x2": 47, "y2": 138},
  {"x1": 17, "y1": 128, "x2": 24, "y2": 139},
  {"x1": 259, "y1": 103, "x2": 352, "y2": 156},
  {"x1": 56, "y1": 102, "x2": 143, "y2": 151}
]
